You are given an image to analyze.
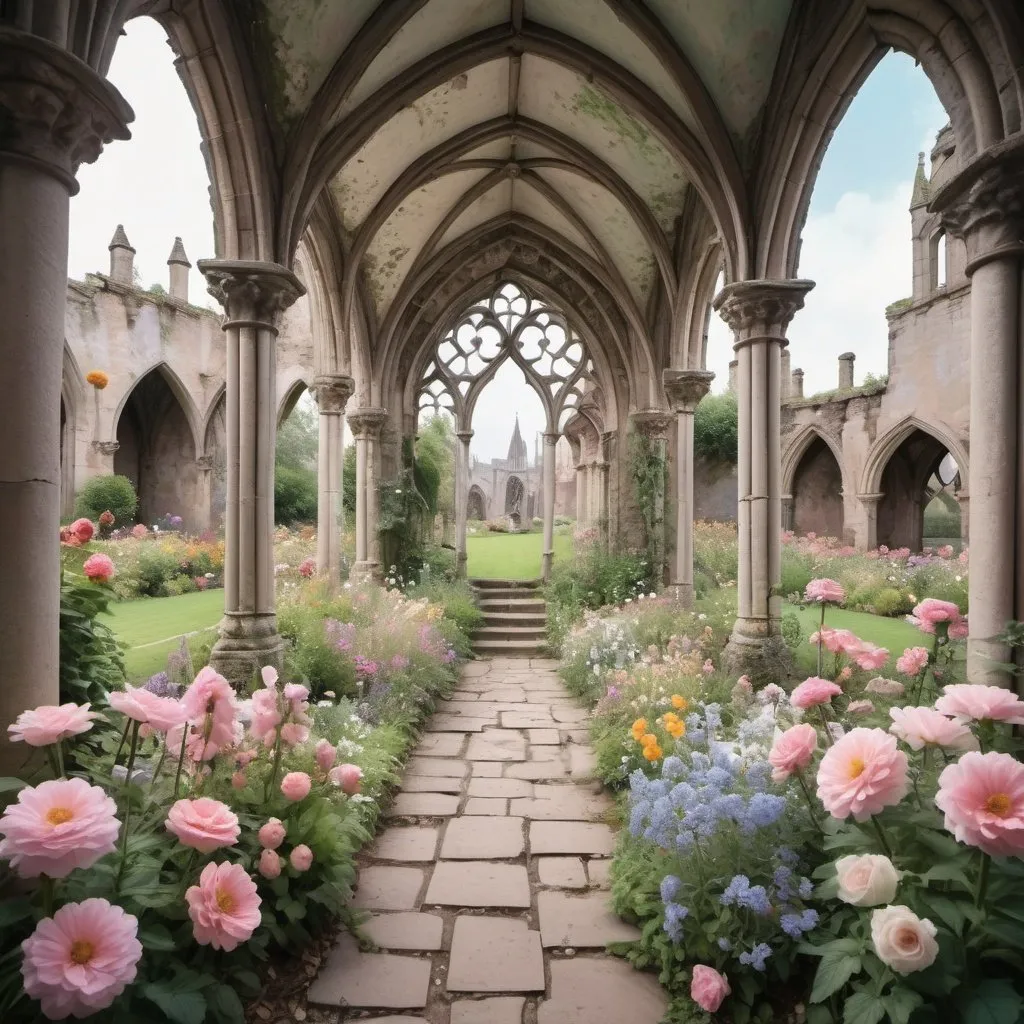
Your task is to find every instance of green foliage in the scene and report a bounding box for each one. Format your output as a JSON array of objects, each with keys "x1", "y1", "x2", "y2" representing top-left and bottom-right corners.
[
  {"x1": 59, "y1": 572, "x2": 125, "y2": 704},
  {"x1": 781, "y1": 610, "x2": 804, "y2": 651},
  {"x1": 406, "y1": 579, "x2": 483, "y2": 644},
  {"x1": 275, "y1": 464, "x2": 318, "y2": 525},
  {"x1": 629, "y1": 428, "x2": 667, "y2": 571},
  {"x1": 872, "y1": 587, "x2": 913, "y2": 617},
  {"x1": 75, "y1": 474, "x2": 138, "y2": 525},
  {"x1": 415, "y1": 416, "x2": 455, "y2": 518},
  {"x1": 342, "y1": 444, "x2": 357, "y2": 521},
  {"x1": 279, "y1": 602, "x2": 358, "y2": 700},
  {"x1": 923, "y1": 503, "x2": 960, "y2": 540},
  {"x1": 134, "y1": 546, "x2": 185, "y2": 597},
  {"x1": 275, "y1": 395, "x2": 318, "y2": 469},
  {"x1": 693, "y1": 393, "x2": 738, "y2": 465}
]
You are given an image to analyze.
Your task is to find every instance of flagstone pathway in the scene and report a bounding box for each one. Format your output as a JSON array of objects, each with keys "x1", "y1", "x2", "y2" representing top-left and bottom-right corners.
[{"x1": 307, "y1": 657, "x2": 668, "y2": 1024}]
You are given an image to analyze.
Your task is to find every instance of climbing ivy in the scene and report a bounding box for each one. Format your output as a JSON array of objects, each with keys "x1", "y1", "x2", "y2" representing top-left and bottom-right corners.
[{"x1": 628, "y1": 428, "x2": 667, "y2": 573}]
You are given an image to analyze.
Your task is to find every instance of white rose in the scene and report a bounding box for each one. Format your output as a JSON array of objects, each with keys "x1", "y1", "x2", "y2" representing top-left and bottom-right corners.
[
  {"x1": 870, "y1": 905, "x2": 938, "y2": 974},
  {"x1": 835, "y1": 854, "x2": 900, "y2": 906}
]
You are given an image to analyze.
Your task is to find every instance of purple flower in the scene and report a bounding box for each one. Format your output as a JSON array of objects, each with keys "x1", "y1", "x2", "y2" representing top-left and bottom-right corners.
[{"x1": 389, "y1": 654, "x2": 410, "y2": 671}]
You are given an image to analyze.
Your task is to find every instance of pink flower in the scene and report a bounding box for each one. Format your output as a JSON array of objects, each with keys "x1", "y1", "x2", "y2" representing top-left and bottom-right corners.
[
  {"x1": 855, "y1": 645, "x2": 890, "y2": 671},
  {"x1": 935, "y1": 684, "x2": 1024, "y2": 726},
  {"x1": 299, "y1": 557, "x2": 316, "y2": 578},
  {"x1": 790, "y1": 677, "x2": 843, "y2": 710},
  {"x1": 816, "y1": 727, "x2": 910, "y2": 821},
  {"x1": 108, "y1": 684, "x2": 185, "y2": 732},
  {"x1": 186, "y1": 861, "x2": 262, "y2": 951},
  {"x1": 701, "y1": 659, "x2": 714, "y2": 675},
  {"x1": 281, "y1": 771, "x2": 312, "y2": 801},
  {"x1": 848, "y1": 700, "x2": 875, "y2": 715},
  {"x1": 289, "y1": 844, "x2": 314, "y2": 871},
  {"x1": 21, "y1": 898, "x2": 142, "y2": 1019},
  {"x1": 329, "y1": 763, "x2": 363, "y2": 795},
  {"x1": 935, "y1": 751, "x2": 1024, "y2": 857},
  {"x1": 279, "y1": 722, "x2": 310, "y2": 746},
  {"x1": 913, "y1": 598, "x2": 961, "y2": 626},
  {"x1": 888, "y1": 707, "x2": 978, "y2": 752},
  {"x1": 810, "y1": 627, "x2": 854, "y2": 655},
  {"x1": 0, "y1": 778, "x2": 119, "y2": 878},
  {"x1": 283, "y1": 683, "x2": 309, "y2": 702},
  {"x1": 757, "y1": 683, "x2": 786, "y2": 706},
  {"x1": 231, "y1": 771, "x2": 247, "y2": 790},
  {"x1": 937, "y1": 545, "x2": 954, "y2": 558},
  {"x1": 768, "y1": 723, "x2": 818, "y2": 782},
  {"x1": 82, "y1": 553, "x2": 115, "y2": 582},
  {"x1": 250, "y1": 688, "x2": 282, "y2": 747},
  {"x1": 69, "y1": 518, "x2": 95, "y2": 544},
  {"x1": 896, "y1": 647, "x2": 929, "y2": 677},
  {"x1": 838, "y1": 666, "x2": 853, "y2": 683},
  {"x1": 258, "y1": 818, "x2": 286, "y2": 850},
  {"x1": 315, "y1": 739, "x2": 337, "y2": 774},
  {"x1": 258, "y1": 848, "x2": 282, "y2": 879},
  {"x1": 131, "y1": 523, "x2": 148, "y2": 539},
  {"x1": 8, "y1": 703, "x2": 99, "y2": 746},
  {"x1": 690, "y1": 965, "x2": 731, "y2": 1013},
  {"x1": 805, "y1": 578, "x2": 845, "y2": 603},
  {"x1": 166, "y1": 798, "x2": 240, "y2": 853},
  {"x1": 180, "y1": 666, "x2": 238, "y2": 759},
  {"x1": 948, "y1": 616, "x2": 969, "y2": 640}
]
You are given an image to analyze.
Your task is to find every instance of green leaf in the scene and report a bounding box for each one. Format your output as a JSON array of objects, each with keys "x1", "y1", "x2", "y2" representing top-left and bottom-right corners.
[
  {"x1": 210, "y1": 984, "x2": 245, "y2": 1023},
  {"x1": 961, "y1": 979, "x2": 1024, "y2": 1024},
  {"x1": 0, "y1": 777, "x2": 26, "y2": 793},
  {"x1": 882, "y1": 987, "x2": 924, "y2": 1024},
  {"x1": 843, "y1": 990, "x2": 885, "y2": 1024},
  {"x1": 142, "y1": 983, "x2": 207, "y2": 1024},
  {"x1": 920, "y1": 895, "x2": 966, "y2": 935},
  {"x1": 811, "y1": 953, "x2": 862, "y2": 1004},
  {"x1": 806, "y1": 1005, "x2": 835, "y2": 1024},
  {"x1": 0, "y1": 898, "x2": 33, "y2": 928},
  {"x1": 137, "y1": 923, "x2": 177, "y2": 951},
  {"x1": 920, "y1": 862, "x2": 971, "y2": 888}
]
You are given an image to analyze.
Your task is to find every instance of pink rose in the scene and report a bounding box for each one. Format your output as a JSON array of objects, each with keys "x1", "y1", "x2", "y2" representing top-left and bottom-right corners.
[
  {"x1": 871, "y1": 905, "x2": 939, "y2": 974},
  {"x1": 289, "y1": 844, "x2": 314, "y2": 871},
  {"x1": 82, "y1": 553, "x2": 116, "y2": 582},
  {"x1": 108, "y1": 685, "x2": 185, "y2": 733},
  {"x1": 329, "y1": 763, "x2": 363, "y2": 795},
  {"x1": 315, "y1": 739, "x2": 337, "y2": 774},
  {"x1": 186, "y1": 861, "x2": 262, "y2": 951},
  {"x1": 258, "y1": 848, "x2": 282, "y2": 879},
  {"x1": 690, "y1": 965, "x2": 730, "y2": 1013},
  {"x1": 935, "y1": 685, "x2": 1024, "y2": 725},
  {"x1": 790, "y1": 677, "x2": 842, "y2": 710},
  {"x1": 165, "y1": 798, "x2": 240, "y2": 853},
  {"x1": 816, "y1": 727, "x2": 910, "y2": 821},
  {"x1": 835, "y1": 854, "x2": 899, "y2": 906},
  {"x1": 768, "y1": 723, "x2": 818, "y2": 783},
  {"x1": 855, "y1": 645, "x2": 890, "y2": 672},
  {"x1": 258, "y1": 817, "x2": 286, "y2": 850},
  {"x1": 935, "y1": 750, "x2": 1024, "y2": 857},
  {"x1": 896, "y1": 647, "x2": 929, "y2": 677},
  {"x1": 805, "y1": 578, "x2": 845, "y2": 603},
  {"x1": 280, "y1": 771, "x2": 312, "y2": 802},
  {"x1": 8, "y1": 703, "x2": 99, "y2": 746},
  {"x1": 888, "y1": 707, "x2": 977, "y2": 752}
]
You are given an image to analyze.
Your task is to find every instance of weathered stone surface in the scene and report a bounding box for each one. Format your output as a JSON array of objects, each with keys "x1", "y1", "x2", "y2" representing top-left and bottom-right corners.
[
  {"x1": 522, "y1": 678, "x2": 561, "y2": 690},
  {"x1": 441, "y1": 816, "x2": 525, "y2": 859},
  {"x1": 471, "y1": 761, "x2": 504, "y2": 777},
  {"x1": 352, "y1": 866, "x2": 424, "y2": 911},
  {"x1": 505, "y1": 760, "x2": 569, "y2": 780},
  {"x1": 529, "y1": 821, "x2": 616, "y2": 855},
  {"x1": 569, "y1": 746, "x2": 597, "y2": 779},
  {"x1": 415, "y1": 732, "x2": 468, "y2": 756},
  {"x1": 425, "y1": 861, "x2": 531, "y2": 907},
  {"x1": 447, "y1": 916, "x2": 545, "y2": 992},
  {"x1": 537, "y1": 891, "x2": 642, "y2": 947},
  {"x1": 537, "y1": 856, "x2": 587, "y2": 888},
  {"x1": 400, "y1": 775, "x2": 463, "y2": 794},
  {"x1": 450, "y1": 996, "x2": 525, "y2": 1024},
  {"x1": 477, "y1": 688, "x2": 528, "y2": 702},
  {"x1": 537, "y1": 957, "x2": 668, "y2": 1024},
  {"x1": 510, "y1": 784, "x2": 609, "y2": 821},
  {"x1": 426, "y1": 715, "x2": 489, "y2": 733},
  {"x1": 528, "y1": 728, "x2": 561, "y2": 744},
  {"x1": 308, "y1": 935, "x2": 431, "y2": 1009},
  {"x1": 552, "y1": 707, "x2": 589, "y2": 724},
  {"x1": 461, "y1": 662, "x2": 492, "y2": 678},
  {"x1": 463, "y1": 797, "x2": 508, "y2": 815},
  {"x1": 587, "y1": 859, "x2": 612, "y2": 888},
  {"x1": 501, "y1": 712, "x2": 555, "y2": 729},
  {"x1": 406, "y1": 757, "x2": 467, "y2": 778},
  {"x1": 466, "y1": 731, "x2": 527, "y2": 761},
  {"x1": 362, "y1": 912, "x2": 444, "y2": 950},
  {"x1": 371, "y1": 826, "x2": 439, "y2": 862},
  {"x1": 387, "y1": 793, "x2": 461, "y2": 817},
  {"x1": 468, "y1": 777, "x2": 533, "y2": 798}
]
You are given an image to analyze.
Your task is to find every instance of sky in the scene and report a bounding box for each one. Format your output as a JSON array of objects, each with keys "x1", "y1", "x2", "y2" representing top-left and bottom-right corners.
[{"x1": 68, "y1": 22, "x2": 948, "y2": 462}]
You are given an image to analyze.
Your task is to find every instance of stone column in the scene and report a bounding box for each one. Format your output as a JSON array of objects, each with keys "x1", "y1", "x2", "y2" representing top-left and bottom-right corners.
[
  {"x1": 956, "y1": 492, "x2": 970, "y2": 546},
  {"x1": 455, "y1": 430, "x2": 473, "y2": 578},
  {"x1": 0, "y1": 28, "x2": 131, "y2": 774},
  {"x1": 541, "y1": 432, "x2": 559, "y2": 580},
  {"x1": 630, "y1": 411, "x2": 675, "y2": 584},
  {"x1": 197, "y1": 261, "x2": 305, "y2": 683},
  {"x1": 714, "y1": 279, "x2": 814, "y2": 666},
  {"x1": 348, "y1": 408, "x2": 388, "y2": 581},
  {"x1": 937, "y1": 150, "x2": 1024, "y2": 686},
  {"x1": 780, "y1": 349, "x2": 791, "y2": 401},
  {"x1": 313, "y1": 374, "x2": 354, "y2": 579},
  {"x1": 194, "y1": 455, "x2": 214, "y2": 535},
  {"x1": 599, "y1": 431, "x2": 615, "y2": 548},
  {"x1": 856, "y1": 493, "x2": 883, "y2": 551},
  {"x1": 781, "y1": 494, "x2": 794, "y2": 533},
  {"x1": 663, "y1": 368, "x2": 715, "y2": 606}
]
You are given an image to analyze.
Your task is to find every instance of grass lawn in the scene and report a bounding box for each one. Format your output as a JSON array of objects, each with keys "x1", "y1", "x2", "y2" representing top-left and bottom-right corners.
[
  {"x1": 790, "y1": 603, "x2": 923, "y2": 653},
  {"x1": 466, "y1": 529, "x2": 573, "y2": 580}
]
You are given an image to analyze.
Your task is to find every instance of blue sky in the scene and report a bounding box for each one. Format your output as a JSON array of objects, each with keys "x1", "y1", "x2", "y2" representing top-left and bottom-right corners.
[{"x1": 68, "y1": 25, "x2": 947, "y2": 461}]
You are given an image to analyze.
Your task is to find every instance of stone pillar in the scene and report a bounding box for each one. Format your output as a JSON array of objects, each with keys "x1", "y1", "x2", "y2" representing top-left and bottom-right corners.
[
  {"x1": 956, "y1": 492, "x2": 970, "y2": 546},
  {"x1": 663, "y1": 369, "x2": 715, "y2": 606},
  {"x1": 348, "y1": 408, "x2": 388, "y2": 581},
  {"x1": 194, "y1": 454, "x2": 214, "y2": 535},
  {"x1": 630, "y1": 411, "x2": 674, "y2": 583},
  {"x1": 167, "y1": 236, "x2": 191, "y2": 303},
  {"x1": 857, "y1": 493, "x2": 883, "y2": 551},
  {"x1": 313, "y1": 374, "x2": 354, "y2": 579},
  {"x1": 599, "y1": 431, "x2": 615, "y2": 547},
  {"x1": 838, "y1": 352, "x2": 855, "y2": 389},
  {"x1": 573, "y1": 462, "x2": 586, "y2": 526},
  {"x1": 780, "y1": 349, "x2": 791, "y2": 401},
  {"x1": 197, "y1": 260, "x2": 305, "y2": 683},
  {"x1": 937, "y1": 150, "x2": 1024, "y2": 686},
  {"x1": 0, "y1": 28, "x2": 131, "y2": 774},
  {"x1": 455, "y1": 430, "x2": 473, "y2": 578},
  {"x1": 791, "y1": 368, "x2": 804, "y2": 399},
  {"x1": 541, "y1": 432, "x2": 559, "y2": 580},
  {"x1": 727, "y1": 360, "x2": 738, "y2": 394},
  {"x1": 714, "y1": 279, "x2": 814, "y2": 666}
]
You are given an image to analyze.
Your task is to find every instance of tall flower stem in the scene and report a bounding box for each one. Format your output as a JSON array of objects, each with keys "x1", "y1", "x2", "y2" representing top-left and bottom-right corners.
[
  {"x1": 795, "y1": 772, "x2": 825, "y2": 834},
  {"x1": 974, "y1": 853, "x2": 991, "y2": 909},
  {"x1": 150, "y1": 737, "x2": 169, "y2": 789},
  {"x1": 817, "y1": 705, "x2": 834, "y2": 747},
  {"x1": 172, "y1": 724, "x2": 190, "y2": 798},
  {"x1": 870, "y1": 818, "x2": 894, "y2": 860},
  {"x1": 55, "y1": 741, "x2": 65, "y2": 778},
  {"x1": 39, "y1": 875, "x2": 55, "y2": 917},
  {"x1": 265, "y1": 729, "x2": 284, "y2": 803},
  {"x1": 112, "y1": 719, "x2": 131, "y2": 766},
  {"x1": 817, "y1": 602, "x2": 826, "y2": 677},
  {"x1": 115, "y1": 721, "x2": 141, "y2": 893}
]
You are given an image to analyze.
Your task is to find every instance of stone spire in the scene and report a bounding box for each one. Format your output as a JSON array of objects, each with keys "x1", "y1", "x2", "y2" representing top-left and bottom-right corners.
[
  {"x1": 167, "y1": 236, "x2": 191, "y2": 301},
  {"x1": 108, "y1": 224, "x2": 135, "y2": 283},
  {"x1": 506, "y1": 415, "x2": 528, "y2": 472},
  {"x1": 910, "y1": 152, "x2": 930, "y2": 209}
]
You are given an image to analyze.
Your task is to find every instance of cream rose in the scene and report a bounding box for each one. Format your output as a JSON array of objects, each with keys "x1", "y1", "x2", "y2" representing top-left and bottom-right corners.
[
  {"x1": 870, "y1": 905, "x2": 938, "y2": 974},
  {"x1": 835, "y1": 854, "x2": 900, "y2": 907}
]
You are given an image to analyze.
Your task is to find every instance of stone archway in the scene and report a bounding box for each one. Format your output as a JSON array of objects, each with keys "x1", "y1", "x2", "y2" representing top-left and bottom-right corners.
[
  {"x1": 467, "y1": 485, "x2": 486, "y2": 522},
  {"x1": 791, "y1": 436, "x2": 844, "y2": 540}
]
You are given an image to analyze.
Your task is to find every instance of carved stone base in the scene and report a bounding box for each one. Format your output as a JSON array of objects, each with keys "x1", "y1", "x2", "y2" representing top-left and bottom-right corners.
[
  {"x1": 350, "y1": 560, "x2": 381, "y2": 584},
  {"x1": 542, "y1": 550, "x2": 554, "y2": 582},
  {"x1": 670, "y1": 582, "x2": 694, "y2": 608},
  {"x1": 456, "y1": 550, "x2": 468, "y2": 579},
  {"x1": 208, "y1": 612, "x2": 283, "y2": 687},
  {"x1": 723, "y1": 618, "x2": 792, "y2": 681}
]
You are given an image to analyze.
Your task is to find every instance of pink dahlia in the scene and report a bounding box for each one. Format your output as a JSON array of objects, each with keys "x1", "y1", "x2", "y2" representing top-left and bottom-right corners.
[
  {"x1": 22, "y1": 898, "x2": 142, "y2": 1018},
  {"x1": 0, "y1": 778, "x2": 119, "y2": 878},
  {"x1": 186, "y1": 861, "x2": 262, "y2": 951},
  {"x1": 8, "y1": 703, "x2": 99, "y2": 746},
  {"x1": 280, "y1": 771, "x2": 312, "y2": 802},
  {"x1": 855, "y1": 645, "x2": 890, "y2": 672},
  {"x1": 816, "y1": 727, "x2": 910, "y2": 821},
  {"x1": 935, "y1": 684, "x2": 1024, "y2": 726},
  {"x1": 790, "y1": 677, "x2": 843, "y2": 710},
  {"x1": 769, "y1": 723, "x2": 818, "y2": 783},
  {"x1": 165, "y1": 797, "x2": 240, "y2": 853},
  {"x1": 805, "y1": 578, "x2": 845, "y2": 604},
  {"x1": 888, "y1": 706, "x2": 978, "y2": 752},
  {"x1": 329, "y1": 763, "x2": 363, "y2": 795},
  {"x1": 108, "y1": 684, "x2": 185, "y2": 733},
  {"x1": 896, "y1": 647, "x2": 929, "y2": 677},
  {"x1": 935, "y1": 751, "x2": 1024, "y2": 858},
  {"x1": 82, "y1": 553, "x2": 115, "y2": 582}
]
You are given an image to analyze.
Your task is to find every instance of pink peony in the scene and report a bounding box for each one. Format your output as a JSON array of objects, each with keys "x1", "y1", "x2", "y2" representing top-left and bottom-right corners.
[
  {"x1": 258, "y1": 848, "x2": 283, "y2": 879},
  {"x1": 888, "y1": 707, "x2": 978, "y2": 752},
  {"x1": 250, "y1": 687, "x2": 282, "y2": 747},
  {"x1": 0, "y1": 778, "x2": 119, "y2": 878},
  {"x1": 817, "y1": 727, "x2": 910, "y2": 821},
  {"x1": 896, "y1": 647, "x2": 929, "y2": 677},
  {"x1": 21, "y1": 898, "x2": 142, "y2": 1018},
  {"x1": 790, "y1": 677, "x2": 843, "y2": 710},
  {"x1": 768, "y1": 724, "x2": 818, "y2": 783},
  {"x1": 108, "y1": 684, "x2": 186, "y2": 732},
  {"x1": 810, "y1": 627, "x2": 859, "y2": 655},
  {"x1": 289, "y1": 844, "x2": 314, "y2": 871},
  {"x1": 913, "y1": 598, "x2": 961, "y2": 626},
  {"x1": 690, "y1": 965, "x2": 731, "y2": 1013},
  {"x1": 8, "y1": 703, "x2": 99, "y2": 746},
  {"x1": 165, "y1": 797, "x2": 240, "y2": 853},
  {"x1": 69, "y1": 518, "x2": 95, "y2": 544},
  {"x1": 283, "y1": 683, "x2": 309, "y2": 702},
  {"x1": 280, "y1": 771, "x2": 312, "y2": 801},
  {"x1": 186, "y1": 861, "x2": 262, "y2": 951},
  {"x1": 315, "y1": 739, "x2": 337, "y2": 774},
  {"x1": 805, "y1": 578, "x2": 845, "y2": 603},
  {"x1": 935, "y1": 751, "x2": 1024, "y2": 857},
  {"x1": 935, "y1": 684, "x2": 1024, "y2": 726},
  {"x1": 180, "y1": 666, "x2": 238, "y2": 759},
  {"x1": 258, "y1": 818, "x2": 286, "y2": 850},
  {"x1": 82, "y1": 553, "x2": 115, "y2": 582},
  {"x1": 329, "y1": 763, "x2": 363, "y2": 795},
  {"x1": 855, "y1": 645, "x2": 890, "y2": 672}
]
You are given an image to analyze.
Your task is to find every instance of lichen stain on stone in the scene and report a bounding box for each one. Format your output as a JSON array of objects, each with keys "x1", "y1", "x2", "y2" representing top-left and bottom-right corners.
[
  {"x1": 451, "y1": 73, "x2": 469, "y2": 90},
  {"x1": 647, "y1": 188, "x2": 687, "y2": 232},
  {"x1": 571, "y1": 85, "x2": 656, "y2": 159}
]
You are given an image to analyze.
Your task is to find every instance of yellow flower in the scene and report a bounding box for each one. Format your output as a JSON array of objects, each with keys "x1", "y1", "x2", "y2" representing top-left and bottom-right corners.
[
  {"x1": 85, "y1": 370, "x2": 109, "y2": 389},
  {"x1": 642, "y1": 742, "x2": 663, "y2": 762},
  {"x1": 630, "y1": 718, "x2": 648, "y2": 741},
  {"x1": 660, "y1": 711, "x2": 679, "y2": 725},
  {"x1": 671, "y1": 694, "x2": 688, "y2": 711}
]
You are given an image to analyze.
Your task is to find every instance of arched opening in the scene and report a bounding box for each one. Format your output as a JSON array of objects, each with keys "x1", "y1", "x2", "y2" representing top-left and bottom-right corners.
[
  {"x1": 203, "y1": 393, "x2": 227, "y2": 531},
  {"x1": 59, "y1": 395, "x2": 75, "y2": 519},
  {"x1": 275, "y1": 391, "x2": 318, "y2": 526},
  {"x1": 791, "y1": 437, "x2": 844, "y2": 540},
  {"x1": 114, "y1": 369, "x2": 198, "y2": 527},
  {"x1": 467, "y1": 485, "x2": 487, "y2": 522},
  {"x1": 933, "y1": 231, "x2": 947, "y2": 289}
]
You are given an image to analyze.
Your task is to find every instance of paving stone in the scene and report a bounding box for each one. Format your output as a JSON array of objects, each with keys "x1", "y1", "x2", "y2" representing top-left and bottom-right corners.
[
  {"x1": 505, "y1": 760, "x2": 569, "y2": 780},
  {"x1": 362, "y1": 912, "x2": 444, "y2": 950},
  {"x1": 538, "y1": 890, "x2": 642, "y2": 947},
  {"x1": 466, "y1": 731, "x2": 527, "y2": 761},
  {"x1": 464, "y1": 797, "x2": 507, "y2": 815},
  {"x1": 528, "y1": 728, "x2": 561, "y2": 744},
  {"x1": 587, "y1": 858, "x2": 612, "y2": 888},
  {"x1": 447, "y1": 916, "x2": 545, "y2": 992},
  {"x1": 528, "y1": 746, "x2": 565, "y2": 762},
  {"x1": 552, "y1": 706, "x2": 589, "y2": 724},
  {"x1": 353, "y1": 866, "x2": 425, "y2": 911},
  {"x1": 308, "y1": 935, "x2": 431, "y2": 1009},
  {"x1": 461, "y1": 662, "x2": 492, "y2": 678},
  {"x1": 400, "y1": 775, "x2": 463, "y2": 795},
  {"x1": 438, "y1": 701, "x2": 501, "y2": 718},
  {"x1": 529, "y1": 821, "x2": 616, "y2": 856},
  {"x1": 569, "y1": 746, "x2": 597, "y2": 779},
  {"x1": 406, "y1": 757, "x2": 467, "y2": 778},
  {"x1": 537, "y1": 957, "x2": 668, "y2": 1024},
  {"x1": 425, "y1": 715, "x2": 490, "y2": 733},
  {"x1": 501, "y1": 712, "x2": 556, "y2": 729},
  {"x1": 537, "y1": 856, "x2": 587, "y2": 888},
  {"x1": 450, "y1": 996, "x2": 525, "y2": 1024},
  {"x1": 562, "y1": 729, "x2": 590, "y2": 743},
  {"x1": 371, "y1": 826, "x2": 439, "y2": 862},
  {"x1": 414, "y1": 732, "x2": 468, "y2": 756},
  {"x1": 441, "y1": 816, "x2": 525, "y2": 859},
  {"x1": 472, "y1": 761, "x2": 504, "y2": 777},
  {"x1": 510, "y1": 785, "x2": 609, "y2": 821},
  {"x1": 521, "y1": 678, "x2": 560, "y2": 690},
  {"x1": 387, "y1": 792, "x2": 461, "y2": 817},
  {"x1": 425, "y1": 861, "x2": 531, "y2": 907},
  {"x1": 468, "y1": 777, "x2": 533, "y2": 798},
  {"x1": 359, "y1": 1018, "x2": 426, "y2": 1024},
  {"x1": 476, "y1": 688, "x2": 528, "y2": 702}
]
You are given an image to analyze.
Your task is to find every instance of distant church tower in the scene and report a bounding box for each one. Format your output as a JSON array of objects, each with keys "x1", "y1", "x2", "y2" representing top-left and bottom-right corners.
[{"x1": 506, "y1": 415, "x2": 528, "y2": 471}]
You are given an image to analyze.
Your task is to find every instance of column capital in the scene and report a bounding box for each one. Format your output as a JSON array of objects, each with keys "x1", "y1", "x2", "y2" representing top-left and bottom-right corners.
[
  {"x1": 857, "y1": 491, "x2": 885, "y2": 505},
  {"x1": 630, "y1": 409, "x2": 674, "y2": 440},
  {"x1": 542, "y1": 431, "x2": 560, "y2": 445},
  {"x1": 312, "y1": 374, "x2": 354, "y2": 414},
  {"x1": 662, "y1": 368, "x2": 715, "y2": 414},
  {"x1": 348, "y1": 407, "x2": 388, "y2": 440},
  {"x1": 196, "y1": 454, "x2": 215, "y2": 471},
  {"x1": 932, "y1": 137, "x2": 1024, "y2": 274},
  {"x1": 197, "y1": 260, "x2": 305, "y2": 327},
  {"x1": 0, "y1": 28, "x2": 133, "y2": 193},
  {"x1": 713, "y1": 279, "x2": 815, "y2": 345},
  {"x1": 91, "y1": 440, "x2": 119, "y2": 456}
]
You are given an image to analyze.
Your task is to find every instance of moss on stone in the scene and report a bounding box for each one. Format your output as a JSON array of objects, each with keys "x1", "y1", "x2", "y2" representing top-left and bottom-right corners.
[
  {"x1": 572, "y1": 86, "x2": 656, "y2": 158},
  {"x1": 885, "y1": 296, "x2": 912, "y2": 316}
]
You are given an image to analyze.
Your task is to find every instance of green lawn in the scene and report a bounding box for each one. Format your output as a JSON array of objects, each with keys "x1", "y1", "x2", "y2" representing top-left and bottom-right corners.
[{"x1": 466, "y1": 529, "x2": 573, "y2": 580}]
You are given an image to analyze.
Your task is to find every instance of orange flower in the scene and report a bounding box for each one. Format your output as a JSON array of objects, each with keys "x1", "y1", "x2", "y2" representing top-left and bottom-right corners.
[
  {"x1": 630, "y1": 718, "x2": 648, "y2": 742},
  {"x1": 671, "y1": 694, "x2": 688, "y2": 711},
  {"x1": 642, "y1": 741, "x2": 663, "y2": 762},
  {"x1": 85, "y1": 370, "x2": 109, "y2": 389},
  {"x1": 665, "y1": 720, "x2": 685, "y2": 740}
]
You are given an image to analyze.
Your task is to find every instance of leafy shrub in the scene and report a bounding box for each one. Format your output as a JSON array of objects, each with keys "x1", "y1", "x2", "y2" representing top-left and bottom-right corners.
[
  {"x1": 871, "y1": 586, "x2": 913, "y2": 617},
  {"x1": 406, "y1": 580, "x2": 483, "y2": 646},
  {"x1": 135, "y1": 546, "x2": 183, "y2": 597},
  {"x1": 75, "y1": 474, "x2": 137, "y2": 525},
  {"x1": 59, "y1": 572, "x2": 125, "y2": 704},
  {"x1": 781, "y1": 610, "x2": 804, "y2": 651},
  {"x1": 485, "y1": 518, "x2": 510, "y2": 532},
  {"x1": 693, "y1": 393, "x2": 738, "y2": 464},
  {"x1": 275, "y1": 464, "x2": 318, "y2": 525},
  {"x1": 279, "y1": 602, "x2": 358, "y2": 700}
]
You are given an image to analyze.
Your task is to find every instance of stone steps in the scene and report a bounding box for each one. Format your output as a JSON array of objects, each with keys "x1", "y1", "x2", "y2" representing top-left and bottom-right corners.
[{"x1": 471, "y1": 579, "x2": 548, "y2": 656}]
